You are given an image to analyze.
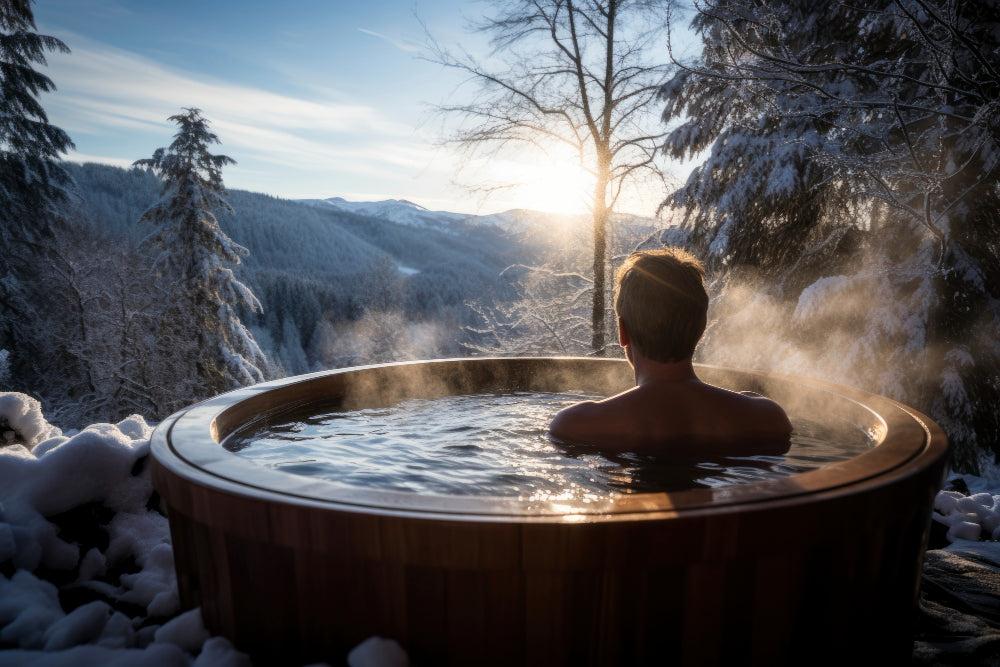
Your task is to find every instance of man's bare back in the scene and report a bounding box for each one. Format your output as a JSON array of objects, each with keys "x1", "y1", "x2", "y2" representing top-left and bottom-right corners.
[{"x1": 548, "y1": 364, "x2": 792, "y2": 456}]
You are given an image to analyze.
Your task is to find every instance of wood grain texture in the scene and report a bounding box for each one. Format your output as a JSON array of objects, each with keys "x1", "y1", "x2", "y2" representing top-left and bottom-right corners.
[{"x1": 150, "y1": 357, "x2": 948, "y2": 666}]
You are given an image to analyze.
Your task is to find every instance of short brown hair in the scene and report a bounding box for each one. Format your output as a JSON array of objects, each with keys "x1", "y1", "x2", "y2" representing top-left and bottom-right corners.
[{"x1": 614, "y1": 247, "x2": 708, "y2": 363}]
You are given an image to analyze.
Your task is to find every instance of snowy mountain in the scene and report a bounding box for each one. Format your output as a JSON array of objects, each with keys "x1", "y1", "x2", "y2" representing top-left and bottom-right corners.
[
  {"x1": 299, "y1": 195, "x2": 556, "y2": 235},
  {"x1": 298, "y1": 197, "x2": 470, "y2": 232},
  {"x1": 299, "y1": 196, "x2": 664, "y2": 238},
  {"x1": 57, "y1": 164, "x2": 669, "y2": 381}
]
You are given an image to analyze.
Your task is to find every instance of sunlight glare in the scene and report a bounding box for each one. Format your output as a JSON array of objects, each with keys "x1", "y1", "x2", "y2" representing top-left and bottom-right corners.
[
  {"x1": 517, "y1": 154, "x2": 594, "y2": 214},
  {"x1": 471, "y1": 144, "x2": 596, "y2": 214}
]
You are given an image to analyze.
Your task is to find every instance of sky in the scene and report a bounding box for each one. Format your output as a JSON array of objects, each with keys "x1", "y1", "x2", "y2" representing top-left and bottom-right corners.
[{"x1": 35, "y1": 0, "x2": 694, "y2": 216}]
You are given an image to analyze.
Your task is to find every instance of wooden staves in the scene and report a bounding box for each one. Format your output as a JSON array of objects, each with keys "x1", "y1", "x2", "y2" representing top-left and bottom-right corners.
[{"x1": 151, "y1": 357, "x2": 948, "y2": 666}]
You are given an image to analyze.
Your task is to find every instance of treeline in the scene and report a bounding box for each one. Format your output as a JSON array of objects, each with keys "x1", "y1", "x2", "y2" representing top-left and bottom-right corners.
[
  {"x1": 13, "y1": 161, "x2": 537, "y2": 424},
  {"x1": 6, "y1": 138, "x2": 664, "y2": 429}
]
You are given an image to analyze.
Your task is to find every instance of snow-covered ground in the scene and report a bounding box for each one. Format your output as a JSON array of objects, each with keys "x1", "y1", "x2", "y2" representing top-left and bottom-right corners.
[
  {"x1": 1, "y1": 391, "x2": 997, "y2": 664},
  {"x1": 917, "y1": 474, "x2": 1000, "y2": 663},
  {"x1": 0, "y1": 393, "x2": 407, "y2": 667},
  {"x1": 934, "y1": 476, "x2": 1000, "y2": 541}
]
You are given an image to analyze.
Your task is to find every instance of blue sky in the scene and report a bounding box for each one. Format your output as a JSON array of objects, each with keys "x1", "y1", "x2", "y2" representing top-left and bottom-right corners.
[{"x1": 36, "y1": 0, "x2": 691, "y2": 215}]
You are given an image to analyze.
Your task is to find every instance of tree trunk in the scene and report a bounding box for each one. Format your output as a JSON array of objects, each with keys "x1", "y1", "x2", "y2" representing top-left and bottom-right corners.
[
  {"x1": 591, "y1": 164, "x2": 610, "y2": 355},
  {"x1": 590, "y1": 1, "x2": 616, "y2": 356}
]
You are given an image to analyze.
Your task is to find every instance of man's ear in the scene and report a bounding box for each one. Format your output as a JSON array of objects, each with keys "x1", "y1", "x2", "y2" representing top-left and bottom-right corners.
[{"x1": 618, "y1": 318, "x2": 630, "y2": 346}]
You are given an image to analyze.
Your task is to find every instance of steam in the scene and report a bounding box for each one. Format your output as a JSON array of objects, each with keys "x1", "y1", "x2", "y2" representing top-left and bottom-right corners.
[
  {"x1": 694, "y1": 240, "x2": 1000, "y2": 476},
  {"x1": 313, "y1": 308, "x2": 453, "y2": 370},
  {"x1": 333, "y1": 357, "x2": 634, "y2": 412}
]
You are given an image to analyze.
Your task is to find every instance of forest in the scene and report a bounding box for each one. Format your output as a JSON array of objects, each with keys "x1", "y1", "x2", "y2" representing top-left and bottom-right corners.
[
  {"x1": 2, "y1": 156, "x2": 660, "y2": 427},
  {"x1": 2, "y1": 0, "x2": 999, "y2": 477}
]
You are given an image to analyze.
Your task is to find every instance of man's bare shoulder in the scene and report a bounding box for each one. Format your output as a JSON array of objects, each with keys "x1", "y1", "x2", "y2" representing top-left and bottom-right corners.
[
  {"x1": 548, "y1": 394, "x2": 633, "y2": 445},
  {"x1": 727, "y1": 389, "x2": 793, "y2": 436},
  {"x1": 549, "y1": 382, "x2": 791, "y2": 452},
  {"x1": 549, "y1": 401, "x2": 600, "y2": 442}
]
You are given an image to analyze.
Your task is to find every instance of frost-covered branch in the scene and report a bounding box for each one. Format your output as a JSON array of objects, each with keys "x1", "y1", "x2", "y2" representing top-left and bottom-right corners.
[{"x1": 426, "y1": 0, "x2": 674, "y2": 353}]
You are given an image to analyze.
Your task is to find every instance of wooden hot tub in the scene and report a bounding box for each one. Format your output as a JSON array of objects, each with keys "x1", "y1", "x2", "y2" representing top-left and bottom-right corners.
[{"x1": 150, "y1": 357, "x2": 948, "y2": 665}]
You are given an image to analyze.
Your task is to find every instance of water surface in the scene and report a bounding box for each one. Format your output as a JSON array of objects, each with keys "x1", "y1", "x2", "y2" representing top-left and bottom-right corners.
[{"x1": 224, "y1": 391, "x2": 875, "y2": 500}]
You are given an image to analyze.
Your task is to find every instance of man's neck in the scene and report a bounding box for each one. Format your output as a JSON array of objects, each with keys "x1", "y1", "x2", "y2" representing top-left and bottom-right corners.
[{"x1": 631, "y1": 354, "x2": 697, "y2": 386}]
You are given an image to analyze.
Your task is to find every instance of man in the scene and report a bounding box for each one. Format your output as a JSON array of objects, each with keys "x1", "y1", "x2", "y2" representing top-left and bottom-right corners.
[{"x1": 549, "y1": 248, "x2": 791, "y2": 455}]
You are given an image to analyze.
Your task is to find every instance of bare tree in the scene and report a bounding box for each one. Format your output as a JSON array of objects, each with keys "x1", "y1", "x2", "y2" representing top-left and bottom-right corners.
[
  {"x1": 429, "y1": 0, "x2": 673, "y2": 353},
  {"x1": 464, "y1": 264, "x2": 594, "y2": 356},
  {"x1": 31, "y1": 224, "x2": 165, "y2": 424}
]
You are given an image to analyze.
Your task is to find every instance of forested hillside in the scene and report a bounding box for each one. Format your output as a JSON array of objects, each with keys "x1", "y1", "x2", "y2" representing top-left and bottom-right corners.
[{"x1": 27, "y1": 163, "x2": 662, "y2": 426}]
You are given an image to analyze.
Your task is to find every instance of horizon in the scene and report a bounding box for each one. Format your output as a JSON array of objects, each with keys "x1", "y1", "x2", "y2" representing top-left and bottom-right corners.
[{"x1": 36, "y1": 0, "x2": 694, "y2": 217}]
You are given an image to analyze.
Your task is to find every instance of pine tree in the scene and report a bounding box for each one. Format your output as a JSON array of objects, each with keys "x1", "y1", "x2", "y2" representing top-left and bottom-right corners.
[
  {"x1": 660, "y1": 0, "x2": 1000, "y2": 473},
  {"x1": 134, "y1": 108, "x2": 266, "y2": 404},
  {"x1": 0, "y1": 0, "x2": 74, "y2": 383}
]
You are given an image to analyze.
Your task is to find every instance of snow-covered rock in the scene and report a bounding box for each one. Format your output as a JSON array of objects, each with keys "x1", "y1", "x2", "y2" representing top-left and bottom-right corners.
[
  {"x1": 347, "y1": 636, "x2": 410, "y2": 667},
  {"x1": 0, "y1": 392, "x2": 61, "y2": 450},
  {"x1": 0, "y1": 394, "x2": 249, "y2": 663},
  {"x1": 933, "y1": 474, "x2": 1000, "y2": 542}
]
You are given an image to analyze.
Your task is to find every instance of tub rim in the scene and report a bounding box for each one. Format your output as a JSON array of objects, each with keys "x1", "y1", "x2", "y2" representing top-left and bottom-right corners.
[{"x1": 150, "y1": 357, "x2": 948, "y2": 522}]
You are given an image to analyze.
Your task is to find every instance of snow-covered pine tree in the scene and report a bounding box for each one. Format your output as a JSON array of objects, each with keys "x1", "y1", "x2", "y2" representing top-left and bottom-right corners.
[
  {"x1": 660, "y1": 0, "x2": 1000, "y2": 473},
  {"x1": 0, "y1": 0, "x2": 73, "y2": 385},
  {"x1": 134, "y1": 108, "x2": 266, "y2": 406}
]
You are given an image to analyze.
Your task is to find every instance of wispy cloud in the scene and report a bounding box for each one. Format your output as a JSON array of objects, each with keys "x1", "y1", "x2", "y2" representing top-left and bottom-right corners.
[
  {"x1": 41, "y1": 30, "x2": 448, "y2": 197},
  {"x1": 37, "y1": 29, "x2": 648, "y2": 214},
  {"x1": 47, "y1": 32, "x2": 412, "y2": 135},
  {"x1": 357, "y1": 28, "x2": 422, "y2": 53}
]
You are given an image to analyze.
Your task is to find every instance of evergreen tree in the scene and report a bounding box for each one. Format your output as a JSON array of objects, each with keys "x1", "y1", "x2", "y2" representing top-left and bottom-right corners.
[
  {"x1": 134, "y1": 108, "x2": 266, "y2": 404},
  {"x1": 0, "y1": 0, "x2": 73, "y2": 385},
  {"x1": 660, "y1": 0, "x2": 1000, "y2": 473}
]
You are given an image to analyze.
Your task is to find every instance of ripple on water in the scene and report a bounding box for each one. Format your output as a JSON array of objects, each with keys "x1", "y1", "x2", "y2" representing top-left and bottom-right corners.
[{"x1": 223, "y1": 391, "x2": 875, "y2": 499}]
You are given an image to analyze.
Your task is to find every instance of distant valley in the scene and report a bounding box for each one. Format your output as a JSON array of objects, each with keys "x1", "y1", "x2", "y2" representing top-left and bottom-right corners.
[{"x1": 62, "y1": 163, "x2": 667, "y2": 376}]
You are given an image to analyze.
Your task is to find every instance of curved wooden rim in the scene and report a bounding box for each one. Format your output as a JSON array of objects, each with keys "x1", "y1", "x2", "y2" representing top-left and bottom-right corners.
[{"x1": 151, "y1": 357, "x2": 948, "y2": 522}]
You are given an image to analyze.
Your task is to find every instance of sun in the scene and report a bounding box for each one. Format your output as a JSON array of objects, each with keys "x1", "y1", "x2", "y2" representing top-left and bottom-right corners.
[
  {"x1": 473, "y1": 144, "x2": 596, "y2": 214},
  {"x1": 517, "y1": 156, "x2": 595, "y2": 214}
]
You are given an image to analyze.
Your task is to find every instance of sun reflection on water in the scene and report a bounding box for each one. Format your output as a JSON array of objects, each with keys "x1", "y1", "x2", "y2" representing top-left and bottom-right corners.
[{"x1": 224, "y1": 392, "x2": 875, "y2": 498}]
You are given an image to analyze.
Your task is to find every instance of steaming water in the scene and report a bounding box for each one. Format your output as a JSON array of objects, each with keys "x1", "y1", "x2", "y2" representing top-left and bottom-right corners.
[{"x1": 224, "y1": 391, "x2": 875, "y2": 499}]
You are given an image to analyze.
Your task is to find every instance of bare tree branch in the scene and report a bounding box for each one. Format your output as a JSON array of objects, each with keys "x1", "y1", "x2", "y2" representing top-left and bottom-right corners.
[{"x1": 426, "y1": 0, "x2": 674, "y2": 353}]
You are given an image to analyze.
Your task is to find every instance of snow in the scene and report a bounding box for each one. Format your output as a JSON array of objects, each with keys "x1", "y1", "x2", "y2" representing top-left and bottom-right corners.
[
  {"x1": 347, "y1": 637, "x2": 410, "y2": 667},
  {"x1": 153, "y1": 609, "x2": 210, "y2": 653},
  {"x1": 303, "y1": 196, "x2": 468, "y2": 231},
  {"x1": 0, "y1": 391, "x2": 398, "y2": 665},
  {"x1": 934, "y1": 478, "x2": 1000, "y2": 541},
  {"x1": 0, "y1": 393, "x2": 61, "y2": 449},
  {"x1": 2, "y1": 390, "x2": 996, "y2": 664}
]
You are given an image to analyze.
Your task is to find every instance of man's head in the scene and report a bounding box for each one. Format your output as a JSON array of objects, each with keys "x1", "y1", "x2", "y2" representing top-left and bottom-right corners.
[{"x1": 613, "y1": 247, "x2": 709, "y2": 363}]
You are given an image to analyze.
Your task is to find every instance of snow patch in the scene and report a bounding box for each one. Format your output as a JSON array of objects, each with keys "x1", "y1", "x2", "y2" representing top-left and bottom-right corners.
[
  {"x1": 0, "y1": 393, "x2": 62, "y2": 450},
  {"x1": 0, "y1": 395, "x2": 407, "y2": 665},
  {"x1": 348, "y1": 636, "x2": 410, "y2": 667},
  {"x1": 934, "y1": 476, "x2": 1000, "y2": 542}
]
